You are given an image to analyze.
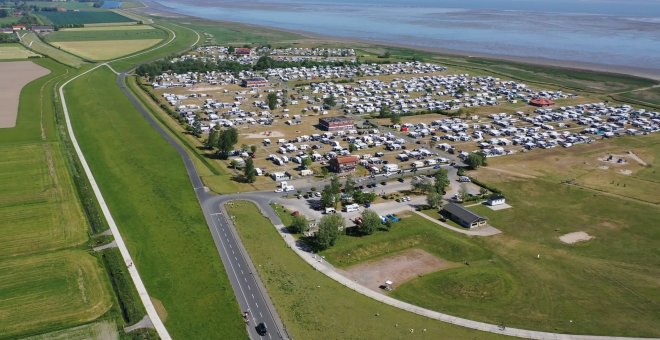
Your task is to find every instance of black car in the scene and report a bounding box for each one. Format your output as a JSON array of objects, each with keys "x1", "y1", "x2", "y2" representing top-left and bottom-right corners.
[{"x1": 256, "y1": 322, "x2": 267, "y2": 336}]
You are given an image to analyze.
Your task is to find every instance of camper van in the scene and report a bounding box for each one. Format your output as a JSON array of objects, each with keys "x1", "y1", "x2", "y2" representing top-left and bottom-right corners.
[{"x1": 344, "y1": 204, "x2": 360, "y2": 213}]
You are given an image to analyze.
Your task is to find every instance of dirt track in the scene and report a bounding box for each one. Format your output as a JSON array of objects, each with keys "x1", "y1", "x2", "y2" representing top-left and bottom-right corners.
[
  {"x1": 340, "y1": 248, "x2": 455, "y2": 291},
  {"x1": 0, "y1": 61, "x2": 50, "y2": 128}
]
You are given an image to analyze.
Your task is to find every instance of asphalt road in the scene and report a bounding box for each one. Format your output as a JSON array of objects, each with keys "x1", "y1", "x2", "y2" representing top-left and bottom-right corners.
[{"x1": 117, "y1": 73, "x2": 287, "y2": 340}]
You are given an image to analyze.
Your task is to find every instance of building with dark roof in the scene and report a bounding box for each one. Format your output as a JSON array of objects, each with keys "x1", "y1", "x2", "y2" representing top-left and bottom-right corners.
[
  {"x1": 441, "y1": 203, "x2": 488, "y2": 228},
  {"x1": 319, "y1": 116, "x2": 354, "y2": 131},
  {"x1": 330, "y1": 155, "x2": 359, "y2": 173}
]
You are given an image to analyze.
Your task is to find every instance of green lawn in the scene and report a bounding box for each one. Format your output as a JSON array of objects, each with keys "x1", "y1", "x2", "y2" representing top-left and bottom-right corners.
[
  {"x1": 226, "y1": 200, "x2": 506, "y2": 340},
  {"x1": 31, "y1": 1, "x2": 94, "y2": 10},
  {"x1": 181, "y1": 20, "x2": 303, "y2": 45},
  {"x1": 320, "y1": 213, "x2": 491, "y2": 268},
  {"x1": 20, "y1": 32, "x2": 87, "y2": 68},
  {"x1": 65, "y1": 67, "x2": 246, "y2": 339},
  {"x1": 44, "y1": 28, "x2": 167, "y2": 42},
  {"x1": 0, "y1": 250, "x2": 113, "y2": 338}
]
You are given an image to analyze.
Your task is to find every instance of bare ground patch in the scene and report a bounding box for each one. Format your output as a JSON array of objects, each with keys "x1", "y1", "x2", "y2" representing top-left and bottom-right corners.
[
  {"x1": 559, "y1": 231, "x2": 594, "y2": 244},
  {"x1": 0, "y1": 61, "x2": 50, "y2": 128},
  {"x1": 339, "y1": 248, "x2": 456, "y2": 291},
  {"x1": 241, "y1": 130, "x2": 285, "y2": 139}
]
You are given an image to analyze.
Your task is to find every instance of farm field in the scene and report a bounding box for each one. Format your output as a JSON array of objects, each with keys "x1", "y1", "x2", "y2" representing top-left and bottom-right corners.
[
  {"x1": 61, "y1": 24, "x2": 155, "y2": 31},
  {"x1": 44, "y1": 27, "x2": 166, "y2": 42},
  {"x1": 0, "y1": 60, "x2": 50, "y2": 128},
  {"x1": 0, "y1": 43, "x2": 40, "y2": 59},
  {"x1": 23, "y1": 320, "x2": 118, "y2": 340},
  {"x1": 227, "y1": 200, "x2": 505, "y2": 340},
  {"x1": 0, "y1": 250, "x2": 113, "y2": 338},
  {"x1": 51, "y1": 39, "x2": 162, "y2": 60},
  {"x1": 19, "y1": 32, "x2": 86, "y2": 68},
  {"x1": 0, "y1": 143, "x2": 87, "y2": 258},
  {"x1": 66, "y1": 67, "x2": 246, "y2": 339},
  {"x1": 30, "y1": 1, "x2": 94, "y2": 10},
  {"x1": 39, "y1": 11, "x2": 134, "y2": 26}
]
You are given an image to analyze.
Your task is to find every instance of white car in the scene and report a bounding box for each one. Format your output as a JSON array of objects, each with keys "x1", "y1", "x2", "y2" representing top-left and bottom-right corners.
[{"x1": 274, "y1": 188, "x2": 284, "y2": 193}]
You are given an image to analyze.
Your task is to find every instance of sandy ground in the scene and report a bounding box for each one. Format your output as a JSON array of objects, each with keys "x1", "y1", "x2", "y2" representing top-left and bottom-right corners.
[
  {"x1": 339, "y1": 248, "x2": 455, "y2": 291},
  {"x1": 559, "y1": 231, "x2": 594, "y2": 244},
  {"x1": 242, "y1": 130, "x2": 285, "y2": 139},
  {"x1": 0, "y1": 61, "x2": 50, "y2": 128}
]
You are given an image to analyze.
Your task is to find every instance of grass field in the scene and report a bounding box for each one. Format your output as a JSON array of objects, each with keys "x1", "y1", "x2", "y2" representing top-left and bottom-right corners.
[
  {"x1": 39, "y1": 11, "x2": 134, "y2": 26},
  {"x1": 23, "y1": 320, "x2": 117, "y2": 340},
  {"x1": 66, "y1": 67, "x2": 246, "y2": 339},
  {"x1": 181, "y1": 20, "x2": 303, "y2": 45},
  {"x1": 0, "y1": 43, "x2": 40, "y2": 59},
  {"x1": 31, "y1": 1, "x2": 94, "y2": 10},
  {"x1": 0, "y1": 143, "x2": 87, "y2": 258},
  {"x1": 0, "y1": 250, "x2": 113, "y2": 338},
  {"x1": 319, "y1": 213, "x2": 491, "y2": 268},
  {"x1": 61, "y1": 24, "x2": 155, "y2": 32},
  {"x1": 227, "y1": 201, "x2": 505, "y2": 339},
  {"x1": 19, "y1": 32, "x2": 86, "y2": 68},
  {"x1": 108, "y1": 21, "x2": 199, "y2": 72},
  {"x1": 51, "y1": 39, "x2": 162, "y2": 60},
  {"x1": 44, "y1": 28, "x2": 166, "y2": 42}
]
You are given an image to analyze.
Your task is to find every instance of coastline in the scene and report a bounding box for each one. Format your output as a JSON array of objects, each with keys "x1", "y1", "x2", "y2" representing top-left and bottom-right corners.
[{"x1": 139, "y1": 0, "x2": 660, "y2": 82}]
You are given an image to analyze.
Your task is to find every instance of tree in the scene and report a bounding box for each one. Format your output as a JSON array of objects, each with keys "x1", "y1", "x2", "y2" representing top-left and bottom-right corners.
[
  {"x1": 348, "y1": 143, "x2": 357, "y2": 153},
  {"x1": 216, "y1": 128, "x2": 238, "y2": 159},
  {"x1": 206, "y1": 127, "x2": 220, "y2": 149},
  {"x1": 244, "y1": 157, "x2": 256, "y2": 183},
  {"x1": 329, "y1": 176, "x2": 341, "y2": 195},
  {"x1": 458, "y1": 184, "x2": 469, "y2": 201},
  {"x1": 0, "y1": 9, "x2": 8, "y2": 18},
  {"x1": 267, "y1": 92, "x2": 278, "y2": 110},
  {"x1": 433, "y1": 169, "x2": 450, "y2": 194},
  {"x1": 228, "y1": 46, "x2": 235, "y2": 54},
  {"x1": 290, "y1": 214, "x2": 309, "y2": 234},
  {"x1": 466, "y1": 152, "x2": 487, "y2": 169},
  {"x1": 191, "y1": 120, "x2": 202, "y2": 137},
  {"x1": 379, "y1": 104, "x2": 391, "y2": 118},
  {"x1": 426, "y1": 192, "x2": 443, "y2": 209},
  {"x1": 320, "y1": 185, "x2": 337, "y2": 209},
  {"x1": 229, "y1": 159, "x2": 240, "y2": 169},
  {"x1": 302, "y1": 157, "x2": 312, "y2": 169},
  {"x1": 390, "y1": 114, "x2": 401, "y2": 125},
  {"x1": 344, "y1": 175, "x2": 356, "y2": 196},
  {"x1": 411, "y1": 177, "x2": 434, "y2": 193},
  {"x1": 323, "y1": 94, "x2": 336, "y2": 108},
  {"x1": 314, "y1": 214, "x2": 343, "y2": 250},
  {"x1": 250, "y1": 145, "x2": 257, "y2": 154},
  {"x1": 358, "y1": 209, "x2": 380, "y2": 235}
]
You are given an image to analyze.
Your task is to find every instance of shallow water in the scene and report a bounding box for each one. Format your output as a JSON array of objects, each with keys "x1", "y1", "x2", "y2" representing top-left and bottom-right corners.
[{"x1": 154, "y1": 0, "x2": 660, "y2": 72}]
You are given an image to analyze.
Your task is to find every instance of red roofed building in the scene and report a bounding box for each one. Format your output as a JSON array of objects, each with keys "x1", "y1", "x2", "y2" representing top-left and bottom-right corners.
[
  {"x1": 234, "y1": 47, "x2": 252, "y2": 55},
  {"x1": 330, "y1": 155, "x2": 359, "y2": 173},
  {"x1": 529, "y1": 98, "x2": 555, "y2": 107}
]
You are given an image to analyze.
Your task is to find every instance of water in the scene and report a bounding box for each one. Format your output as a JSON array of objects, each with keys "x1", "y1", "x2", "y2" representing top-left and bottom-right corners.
[
  {"x1": 154, "y1": 0, "x2": 660, "y2": 74},
  {"x1": 101, "y1": 1, "x2": 122, "y2": 9}
]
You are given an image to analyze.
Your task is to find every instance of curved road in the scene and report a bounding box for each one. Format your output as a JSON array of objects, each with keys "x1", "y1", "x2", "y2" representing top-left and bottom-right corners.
[{"x1": 116, "y1": 74, "x2": 287, "y2": 340}]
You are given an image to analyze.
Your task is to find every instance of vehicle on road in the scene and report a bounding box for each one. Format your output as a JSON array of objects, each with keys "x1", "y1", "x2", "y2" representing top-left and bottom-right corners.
[{"x1": 256, "y1": 322, "x2": 267, "y2": 336}]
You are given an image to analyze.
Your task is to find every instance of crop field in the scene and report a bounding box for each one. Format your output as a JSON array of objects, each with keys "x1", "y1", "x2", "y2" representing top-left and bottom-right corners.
[
  {"x1": 0, "y1": 44, "x2": 40, "y2": 59},
  {"x1": 30, "y1": 1, "x2": 94, "y2": 10},
  {"x1": 39, "y1": 11, "x2": 134, "y2": 26},
  {"x1": 51, "y1": 39, "x2": 162, "y2": 60},
  {"x1": 0, "y1": 143, "x2": 87, "y2": 258},
  {"x1": 44, "y1": 28, "x2": 166, "y2": 42},
  {"x1": 19, "y1": 32, "x2": 86, "y2": 68},
  {"x1": 0, "y1": 60, "x2": 50, "y2": 129},
  {"x1": 61, "y1": 24, "x2": 155, "y2": 32},
  {"x1": 66, "y1": 67, "x2": 246, "y2": 339},
  {"x1": 0, "y1": 250, "x2": 113, "y2": 338},
  {"x1": 23, "y1": 320, "x2": 118, "y2": 340},
  {"x1": 227, "y1": 201, "x2": 504, "y2": 339}
]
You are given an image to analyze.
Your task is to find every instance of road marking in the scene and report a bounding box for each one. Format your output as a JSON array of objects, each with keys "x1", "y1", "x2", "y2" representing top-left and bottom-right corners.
[
  {"x1": 248, "y1": 285, "x2": 251, "y2": 290},
  {"x1": 259, "y1": 311, "x2": 263, "y2": 318},
  {"x1": 251, "y1": 293, "x2": 254, "y2": 299}
]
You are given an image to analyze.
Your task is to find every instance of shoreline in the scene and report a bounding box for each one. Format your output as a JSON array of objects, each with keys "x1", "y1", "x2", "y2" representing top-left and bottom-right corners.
[{"x1": 139, "y1": 0, "x2": 660, "y2": 82}]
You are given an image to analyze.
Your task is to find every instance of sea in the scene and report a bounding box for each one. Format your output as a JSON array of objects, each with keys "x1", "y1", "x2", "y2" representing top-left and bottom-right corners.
[{"x1": 153, "y1": 0, "x2": 660, "y2": 76}]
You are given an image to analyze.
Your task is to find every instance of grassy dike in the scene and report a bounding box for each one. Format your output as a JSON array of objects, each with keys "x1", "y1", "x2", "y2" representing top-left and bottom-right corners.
[
  {"x1": 227, "y1": 201, "x2": 507, "y2": 339},
  {"x1": 64, "y1": 66, "x2": 246, "y2": 339}
]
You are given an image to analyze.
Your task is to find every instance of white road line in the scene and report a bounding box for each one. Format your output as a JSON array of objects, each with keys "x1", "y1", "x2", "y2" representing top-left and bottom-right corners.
[
  {"x1": 248, "y1": 285, "x2": 251, "y2": 290},
  {"x1": 259, "y1": 312, "x2": 263, "y2": 318},
  {"x1": 210, "y1": 216, "x2": 257, "y2": 325}
]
